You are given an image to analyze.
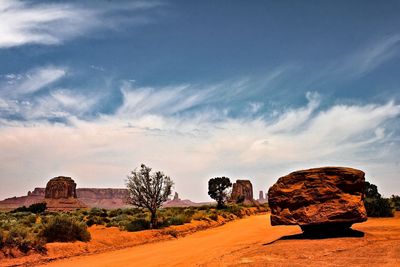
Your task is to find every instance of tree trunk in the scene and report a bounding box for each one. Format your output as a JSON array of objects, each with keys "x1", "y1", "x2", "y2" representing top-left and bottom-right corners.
[{"x1": 150, "y1": 211, "x2": 157, "y2": 229}]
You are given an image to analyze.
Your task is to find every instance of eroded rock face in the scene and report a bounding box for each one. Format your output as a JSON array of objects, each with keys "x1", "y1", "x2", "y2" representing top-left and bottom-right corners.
[
  {"x1": 231, "y1": 180, "x2": 254, "y2": 204},
  {"x1": 44, "y1": 176, "x2": 86, "y2": 211},
  {"x1": 173, "y1": 192, "x2": 180, "y2": 201},
  {"x1": 268, "y1": 167, "x2": 367, "y2": 231},
  {"x1": 259, "y1": 191, "x2": 264, "y2": 200},
  {"x1": 45, "y1": 176, "x2": 77, "y2": 199}
]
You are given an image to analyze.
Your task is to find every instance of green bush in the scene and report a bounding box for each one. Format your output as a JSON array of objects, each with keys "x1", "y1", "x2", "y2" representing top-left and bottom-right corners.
[
  {"x1": 390, "y1": 195, "x2": 400, "y2": 211},
  {"x1": 28, "y1": 203, "x2": 47, "y2": 214},
  {"x1": 0, "y1": 230, "x2": 4, "y2": 249},
  {"x1": 125, "y1": 218, "x2": 150, "y2": 232},
  {"x1": 40, "y1": 215, "x2": 91, "y2": 242},
  {"x1": 209, "y1": 213, "x2": 218, "y2": 221},
  {"x1": 86, "y1": 215, "x2": 110, "y2": 226},
  {"x1": 11, "y1": 202, "x2": 47, "y2": 214},
  {"x1": 364, "y1": 181, "x2": 395, "y2": 217},
  {"x1": 168, "y1": 214, "x2": 192, "y2": 226},
  {"x1": 365, "y1": 197, "x2": 395, "y2": 217},
  {"x1": 225, "y1": 204, "x2": 243, "y2": 218}
]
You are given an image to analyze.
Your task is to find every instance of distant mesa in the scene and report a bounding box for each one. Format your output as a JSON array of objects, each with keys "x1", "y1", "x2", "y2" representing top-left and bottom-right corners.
[
  {"x1": 230, "y1": 180, "x2": 258, "y2": 205},
  {"x1": 163, "y1": 192, "x2": 211, "y2": 208},
  {"x1": 0, "y1": 177, "x2": 208, "y2": 211},
  {"x1": 268, "y1": 167, "x2": 368, "y2": 234}
]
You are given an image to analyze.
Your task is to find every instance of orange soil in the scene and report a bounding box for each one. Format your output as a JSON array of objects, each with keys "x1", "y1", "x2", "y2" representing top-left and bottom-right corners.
[{"x1": 3, "y1": 212, "x2": 400, "y2": 267}]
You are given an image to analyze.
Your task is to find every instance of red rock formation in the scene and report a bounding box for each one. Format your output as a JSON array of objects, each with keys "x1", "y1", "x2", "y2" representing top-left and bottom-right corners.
[
  {"x1": 45, "y1": 176, "x2": 77, "y2": 199},
  {"x1": 76, "y1": 188, "x2": 129, "y2": 209},
  {"x1": 0, "y1": 181, "x2": 209, "y2": 210},
  {"x1": 259, "y1": 191, "x2": 264, "y2": 200},
  {"x1": 44, "y1": 176, "x2": 86, "y2": 211},
  {"x1": 268, "y1": 167, "x2": 367, "y2": 232},
  {"x1": 230, "y1": 180, "x2": 255, "y2": 205}
]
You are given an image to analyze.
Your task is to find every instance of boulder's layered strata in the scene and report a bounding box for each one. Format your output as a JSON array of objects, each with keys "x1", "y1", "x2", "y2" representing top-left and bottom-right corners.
[{"x1": 268, "y1": 167, "x2": 367, "y2": 232}]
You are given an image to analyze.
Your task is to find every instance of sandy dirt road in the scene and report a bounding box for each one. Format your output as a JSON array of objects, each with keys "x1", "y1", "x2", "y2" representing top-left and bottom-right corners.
[{"x1": 39, "y1": 213, "x2": 400, "y2": 267}]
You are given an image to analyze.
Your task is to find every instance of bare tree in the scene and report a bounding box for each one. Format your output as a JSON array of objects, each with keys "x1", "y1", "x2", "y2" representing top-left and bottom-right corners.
[{"x1": 126, "y1": 164, "x2": 173, "y2": 228}]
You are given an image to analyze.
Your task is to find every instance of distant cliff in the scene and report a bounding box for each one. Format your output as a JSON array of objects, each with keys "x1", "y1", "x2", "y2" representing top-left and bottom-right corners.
[{"x1": 0, "y1": 187, "x2": 130, "y2": 210}]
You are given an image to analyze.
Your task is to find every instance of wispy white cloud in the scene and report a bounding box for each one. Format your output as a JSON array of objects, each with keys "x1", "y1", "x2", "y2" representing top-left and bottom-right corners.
[
  {"x1": 347, "y1": 34, "x2": 400, "y2": 77},
  {"x1": 0, "y1": 0, "x2": 163, "y2": 48},
  {"x1": 1, "y1": 66, "x2": 66, "y2": 97},
  {"x1": 0, "y1": 66, "x2": 104, "y2": 121},
  {"x1": 0, "y1": 88, "x2": 399, "y2": 201},
  {"x1": 329, "y1": 34, "x2": 400, "y2": 79}
]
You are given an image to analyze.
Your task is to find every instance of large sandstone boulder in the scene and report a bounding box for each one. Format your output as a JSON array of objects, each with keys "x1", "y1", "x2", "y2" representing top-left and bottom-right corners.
[
  {"x1": 268, "y1": 167, "x2": 367, "y2": 232},
  {"x1": 230, "y1": 180, "x2": 254, "y2": 204}
]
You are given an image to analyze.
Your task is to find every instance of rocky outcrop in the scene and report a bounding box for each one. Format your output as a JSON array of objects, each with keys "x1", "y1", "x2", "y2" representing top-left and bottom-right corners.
[
  {"x1": 0, "y1": 186, "x2": 208, "y2": 210},
  {"x1": 258, "y1": 190, "x2": 268, "y2": 204},
  {"x1": 230, "y1": 180, "x2": 255, "y2": 205},
  {"x1": 268, "y1": 167, "x2": 367, "y2": 232},
  {"x1": 163, "y1": 191, "x2": 204, "y2": 207},
  {"x1": 45, "y1": 177, "x2": 77, "y2": 199},
  {"x1": 259, "y1": 191, "x2": 264, "y2": 200},
  {"x1": 44, "y1": 176, "x2": 86, "y2": 211}
]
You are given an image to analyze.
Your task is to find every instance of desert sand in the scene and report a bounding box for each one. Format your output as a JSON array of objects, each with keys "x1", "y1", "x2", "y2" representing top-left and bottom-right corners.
[{"x1": 34, "y1": 212, "x2": 400, "y2": 267}]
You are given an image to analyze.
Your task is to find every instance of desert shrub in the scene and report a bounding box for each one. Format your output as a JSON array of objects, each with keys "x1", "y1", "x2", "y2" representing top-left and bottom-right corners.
[
  {"x1": 89, "y1": 207, "x2": 107, "y2": 217},
  {"x1": 0, "y1": 230, "x2": 4, "y2": 249},
  {"x1": 197, "y1": 204, "x2": 214, "y2": 211},
  {"x1": 21, "y1": 214, "x2": 37, "y2": 227},
  {"x1": 364, "y1": 197, "x2": 395, "y2": 217},
  {"x1": 225, "y1": 204, "x2": 243, "y2": 218},
  {"x1": 28, "y1": 203, "x2": 47, "y2": 214},
  {"x1": 390, "y1": 195, "x2": 400, "y2": 211},
  {"x1": 86, "y1": 215, "x2": 110, "y2": 226},
  {"x1": 192, "y1": 211, "x2": 208, "y2": 221},
  {"x1": 125, "y1": 218, "x2": 150, "y2": 232},
  {"x1": 364, "y1": 181, "x2": 395, "y2": 217},
  {"x1": 168, "y1": 214, "x2": 192, "y2": 226},
  {"x1": 108, "y1": 209, "x2": 123, "y2": 217},
  {"x1": 5, "y1": 226, "x2": 28, "y2": 246},
  {"x1": 11, "y1": 203, "x2": 47, "y2": 214},
  {"x1": 40, "y1": 215, "x2": 91, "y2": 242},
  {"x1": 208, "y1": 213, "x2": 218, "y2": 221}
]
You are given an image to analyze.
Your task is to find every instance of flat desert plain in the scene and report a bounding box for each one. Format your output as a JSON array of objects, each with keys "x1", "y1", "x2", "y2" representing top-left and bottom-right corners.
[{"x1": 32, "y1": 212, "x2": 400, "y2": 267}]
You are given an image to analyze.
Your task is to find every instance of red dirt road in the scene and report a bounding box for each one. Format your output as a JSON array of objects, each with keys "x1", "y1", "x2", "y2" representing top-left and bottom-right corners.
[{"x1": 39, "y1": 213, "x2": 400, "y2": 267}]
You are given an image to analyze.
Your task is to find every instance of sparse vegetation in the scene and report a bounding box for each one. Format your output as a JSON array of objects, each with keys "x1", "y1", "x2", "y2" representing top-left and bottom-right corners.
[
  {"x1": 0, "y1": 203, "x2": 266, "y2": 257},
  {"x1": 11, "y1": 202, "x2": 47, "y2": 214},
  {"x1": 364, "y1": 181, "x2": 395, "y2": 217},
  {"x1": 40, "y1": 215, "x2": 91, "y2": 243},
  {"x1": 390, "y1": 195, "x2": 400, "y2": 211}
]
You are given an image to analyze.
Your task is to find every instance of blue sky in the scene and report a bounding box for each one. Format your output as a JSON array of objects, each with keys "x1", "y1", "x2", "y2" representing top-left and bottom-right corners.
[{"x1": 0, "y1": 0, "x2": 399, "y2": 201}]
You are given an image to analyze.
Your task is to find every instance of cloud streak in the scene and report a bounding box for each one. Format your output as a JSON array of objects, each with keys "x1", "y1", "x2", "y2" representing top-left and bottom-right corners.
[
  {"x1": 0, "y1": 86, "x2": 399, "y2": 201},
  {"x1": 0, "y1": 0, "x2": 162, "y2": 48}
]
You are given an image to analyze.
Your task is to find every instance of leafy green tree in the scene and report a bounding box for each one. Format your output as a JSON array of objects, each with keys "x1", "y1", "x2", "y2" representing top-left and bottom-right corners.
[
  {"x1": 390, "y1": 195, "x2": 400, "y2": 211},
  {"x1": 365, "y1": 181, "x2": 381, "y2": 199},
  {"x1": 12, "y1": 202, "x2": 47, "y2": 214},
  {"x1": 364, "y1": 181, "x2": 394, "y2": 217},
  {"x1": 208, "y1": 177, "x2": 232, "y2": 209},
  {"x1": 126, "y1": 164, "x2": 173, "y2": 228}
]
